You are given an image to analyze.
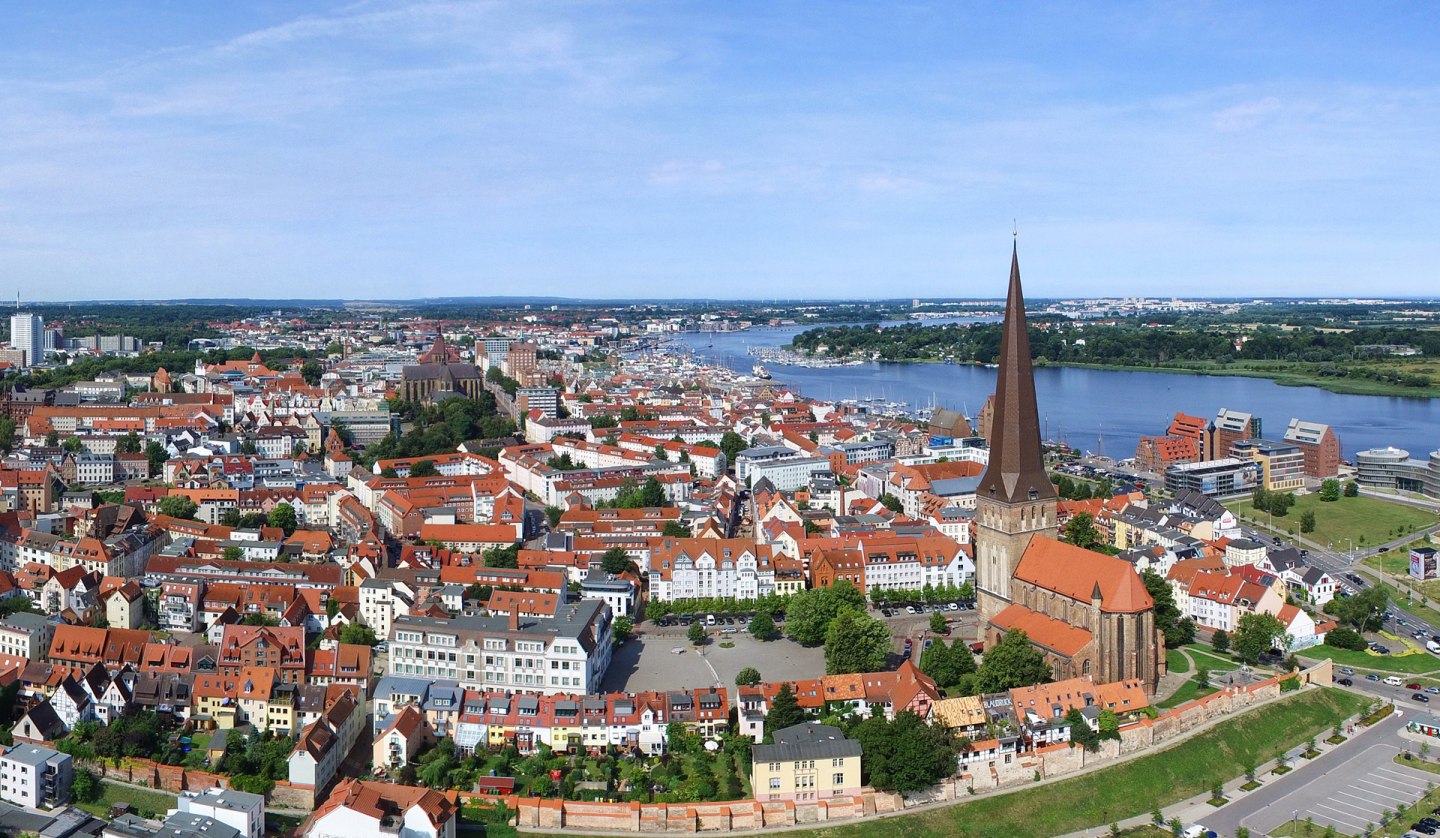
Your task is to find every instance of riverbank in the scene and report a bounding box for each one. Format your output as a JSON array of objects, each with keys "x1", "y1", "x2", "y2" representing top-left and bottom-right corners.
[
  {"x1": 778, "y1": 346, "x2": 1440, "y2": 399},
  {"x1": 1052, "y1": 360, "x2": 1440, "y2": 399}
]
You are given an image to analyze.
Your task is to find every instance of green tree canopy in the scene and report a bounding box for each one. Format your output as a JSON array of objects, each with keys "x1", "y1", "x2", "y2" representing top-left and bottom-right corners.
[
  {"x1": 824, "y1": 608, "x2": 891, "y2": 674},
  {"x1": 765, "y1": 683, "x2": 806, "y2": 737},
  {"x1": 850, "y1": 711, "x2": 957, "y2": 792},
  {"x1": 748, "y1": 611, "x2": 778, "y2": 641},
  {"x1": 157, "y1": 494, "x2": 198, "y2": 520},
  {"x1": 409, "y1": 459, "x2": 440, "y2": 477},
  {"x1": 1062, "y1": 511, "x2": 1103, "y2": 551},
  {"x1": 1231, "y1": 612, "x2": 1286, "y2": 664},
  {"x1": 975, "y1": 629, "x2": 1052, "y2": 693},
  {"x1": 267, "y1": 502, "x2": 298, "y2": 535},
  {"x1": 735, "y1": 667, "x2": 762, "y2": 686}
]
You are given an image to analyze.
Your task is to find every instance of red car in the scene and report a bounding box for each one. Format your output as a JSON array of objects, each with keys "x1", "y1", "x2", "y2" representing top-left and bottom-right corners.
[{"x1": 1408, "y1": 683, "x2": 1423, "y2": 690}]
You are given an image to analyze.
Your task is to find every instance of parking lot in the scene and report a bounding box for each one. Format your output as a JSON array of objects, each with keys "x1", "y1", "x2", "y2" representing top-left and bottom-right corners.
[
  {"x1": 1212, "y1": 715, "x2": 1435, "y2": 837},
  {"x1": 601, "y1": 629, "x2": 826, "y2": 693}
]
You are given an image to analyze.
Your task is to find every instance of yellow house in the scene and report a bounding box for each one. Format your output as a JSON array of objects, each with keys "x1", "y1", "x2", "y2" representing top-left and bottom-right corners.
[{"x1": 751, "y1": 722, "x2": 862, "y2": 803}]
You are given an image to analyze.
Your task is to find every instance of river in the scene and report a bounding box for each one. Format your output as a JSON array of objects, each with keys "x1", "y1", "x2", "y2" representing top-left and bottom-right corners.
[{"x1": 673, "y1": 320, "x2": 1440, "y2": 463}]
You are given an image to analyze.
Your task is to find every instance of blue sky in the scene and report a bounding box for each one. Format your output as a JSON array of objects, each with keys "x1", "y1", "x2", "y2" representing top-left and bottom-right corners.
[{"x1": 2, "y1": 1, "x2": 1438, "y2": 300}]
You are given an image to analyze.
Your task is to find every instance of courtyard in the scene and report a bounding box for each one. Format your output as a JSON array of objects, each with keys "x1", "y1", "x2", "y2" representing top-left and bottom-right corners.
[{"x1": 601, "y1": 627, "x2": 827, "y2": 692}]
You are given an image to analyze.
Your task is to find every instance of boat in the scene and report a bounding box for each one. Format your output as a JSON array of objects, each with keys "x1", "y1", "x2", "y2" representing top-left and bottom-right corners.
[{"x1": 752, "y1": 364, "x2": 772, "y2": 379}]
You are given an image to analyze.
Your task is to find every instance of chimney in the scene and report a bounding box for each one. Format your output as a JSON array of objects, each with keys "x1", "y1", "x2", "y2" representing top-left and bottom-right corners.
[{"x1": 508, "y1": 611, "x2": 519, "y2": 631}]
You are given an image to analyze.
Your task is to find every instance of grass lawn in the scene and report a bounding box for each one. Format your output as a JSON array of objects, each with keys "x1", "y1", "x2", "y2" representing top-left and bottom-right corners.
[
  {"x1": 1182, "y1": 644, "x2": 1244, "y2": 672},
  {"x1": 1156, "y1": 678, "x2": 1218, "y2": 710},
  {"x1": 75, "y1": 780, "x2": 178, "y2": 819},
  {"x1": 1227, "y1": 492, "x2": 1437, "y2": 549},
  {"x1": 1166, "y1": 649, "x2": 1191, "y2": 674},
  {"x1": 674, "y1": 688, "x2": 1365, "y2": 838},
  {"x1": 1396, "y1": 753, "x2": 1440, "y2": 775},
  {"x1": 1364, "y1": 541, "x2": 1419, "y2": 576},
  {"x1": 1298, "y1": 644, "x2": 1440, "y2": 675}
]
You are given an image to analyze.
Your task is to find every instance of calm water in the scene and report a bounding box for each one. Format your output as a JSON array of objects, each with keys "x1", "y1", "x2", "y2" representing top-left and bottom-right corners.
[{"x1": 676, "y1": 321, "x2": 1440, "y2": 462}]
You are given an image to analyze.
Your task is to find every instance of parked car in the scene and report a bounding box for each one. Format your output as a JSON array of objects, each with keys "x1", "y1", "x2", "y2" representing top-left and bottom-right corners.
[
  {"x1": 1339, "y1": 667, "x2": 1355, "y2": 675},
  {"x1": 1337, "y1": 678, "x2": 1354, "y2": 686},
  {"x1": 1416, "y1": 693, "x2": 1432, "y2": 703},
  {"x1": 1367, "y1": 674, "x2": 1382, "y2": 681},
  {"x1": 1408, "y1": 683, "x2": 1423, "y2": 690}
]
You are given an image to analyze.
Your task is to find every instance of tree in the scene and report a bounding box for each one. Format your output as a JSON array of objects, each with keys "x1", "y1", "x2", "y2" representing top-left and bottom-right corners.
[
  {"x1": 157, "y1": 494, "x2": 199, "y2": 520},
  {"x1": 661, "y1": 520, "x2": 691, "y2": 538},
  {"x1": 786, "y1": 581, "x2": 865, "y2": 645},
  {"x1": 339, "y1": 623, "x2": 379, "y2": 646},
  {"x1": 45, "y1": 429, "x2": 60, "y2": 447},
  {"x1": 1300, "y1": 509, "x2": 1316, "y2": 533},
  {"x1": 920, "y1": 638, "x2": 974, "y2": 690},
  {"x1": 851, "y1": 711, "x2": 957, "y2": 792},
  {"x1": 1197, "y1": 666, "x2": 1210, "y2": 688},
  {"x1": 145, "y1": 440, "x2": 168, "y2": 476},
  {"x1": 1330, "y1": 585, "x2": 1387, "y2": 631},
  {"x1": 222, "y1": 546, "x2": 244, "y2": 561},
  {"x1": 545, "y1": 506, "x2": 563, "y2": 528},
  {"x1": 1211, "y1": 629, "x2": 1230, "y2": 654},
  {"x1": 483, "y1": 544, "x2": 520, "y2": 569},
  {"x1": 1141, "y1": 570, "x2": 1192, "y2": 647},
  {"x1": 72, "y1": 769, "x2": 102, "y2": 803},
  {"x1": 1319, "y1": 479, "x2": 1341, "y2": 502},
  {"x1": 115, "y1": 431, "x2": 142, "y2": 454},
  {"x1": 1097, "y1": 709, "x2": 1120, "y2": 741},
  {"x1": 0, "y1": 415, "x2": 15, "y2": 452},
  {"x1": 878, "y1": 493, "x2": 903, "y2": 513},
  {"x1": 824, "y1": 608, "x2": 891, "y2": 675},
  {"x1": 1062, "y1": 512, "x2": 1102, "y2": 551},
  {"x1": 613, "y1": 616, "x2": 632, "y2": 641},
  {"x1": 600, "y1": 547, "x2": 636, "y2": 576},
  {"x1": 62, "y1": 436, "x2": 83, "y2": 453},
  {"x1": 975, "y1": 629, "x2": 1052, "y2": 692},
  {"x1": 640, "y1": 477, "x2": 666, "y2": 507},
  {"x1": 409, "y1": 459, "x2": 439, "y2": 477},
  {"x1": 300, "y1": 360, "x2": 324, "y2": 386},
  {"x1": 1344, "y1": 480, "x2": 1359, "y2": 497},
  {"x1": 688, "y1": 622, "x2": 707, "y2": 646},
  {"x1": 765, "y1": 684, "x2": 806, "y2": 737},
  {"x1": 1065, "y1": 707, "x2": 1100, "y2": 751},
  {"x1": 929, "y1": 611, "x2": 948, "y2": 634},
  {"x1": 1232, "y1": 612, "x2": 1286, "y2": 664},
  {"x1": 267, "y1": 502, "x2": 298, "y2": 535},
  {"x1": 1324, "y1": 626, "x2": 1368, "y2": 651},
  {"x1": 714, "y1": 430, "x2": 750, "y2": 469},
  {"x1": 748, "y1": 611, "x2": 778, "y2": 641},
  {"x1": 736, "y1": 667, "x2": 762, "y2": 686}
]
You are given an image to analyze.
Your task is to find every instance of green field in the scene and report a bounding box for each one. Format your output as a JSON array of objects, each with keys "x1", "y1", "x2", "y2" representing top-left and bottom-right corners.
[
  {"x1": 533, "y1": 688, "x2": 1369, "y2": 838},
  {"x1": 1166, "y1": 649, "x2": 1192, "y2": 674},
  {"x1": 75, "y1": 780, "x2": 178, "y2": 820},
  {"x1": 1226, "y1": 493, "x2": 1437, "y2": 550},
  {"x1": 1156, "y1": 678, "x2": 1217, "y2": 710},
  {"x1": 1364, "y1": 541, "x2": 1418, "y2": 576},
  {"x1": 1182, "y1": 644, "x2": 1245, "y2": 673}
]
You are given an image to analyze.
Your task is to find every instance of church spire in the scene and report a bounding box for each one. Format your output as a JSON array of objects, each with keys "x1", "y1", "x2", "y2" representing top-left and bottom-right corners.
[{"x1": 977, "y1": 242, "x2": 1056, "y2": 505}]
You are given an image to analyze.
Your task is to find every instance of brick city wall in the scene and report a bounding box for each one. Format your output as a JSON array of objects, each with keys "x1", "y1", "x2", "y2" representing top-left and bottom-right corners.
[{"x1": 507, "y1": 661, "x2": 1341, "y2": 833}]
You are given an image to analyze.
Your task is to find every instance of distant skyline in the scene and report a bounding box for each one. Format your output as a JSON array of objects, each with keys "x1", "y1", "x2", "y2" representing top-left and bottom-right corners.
[{"x1": 3, "y1": 2, "x2": 1438, "y2": 300}]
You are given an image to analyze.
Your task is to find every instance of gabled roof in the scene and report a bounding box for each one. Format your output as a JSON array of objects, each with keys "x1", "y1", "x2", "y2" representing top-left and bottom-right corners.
[{"x1": 1013, "y1": 536, "x2": 1153, "y2": 613}]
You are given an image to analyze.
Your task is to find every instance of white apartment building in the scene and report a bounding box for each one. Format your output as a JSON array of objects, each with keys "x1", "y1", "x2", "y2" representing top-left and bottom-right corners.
[
  {"x1": 0, "y1": 612, "x2": 54, "y2": 660},
  {"x1": 387, "y1": 600, "x2": 613, "y2": 696},
  {"x1": 0, "y1": 743, "x2": 72, "y2": 808},
  {"x1": 173, "y1": 787, "x2": 266, "y2": 838},
  {"x1": 648, "y1": 538, "x2": 777, "y2": 602}
]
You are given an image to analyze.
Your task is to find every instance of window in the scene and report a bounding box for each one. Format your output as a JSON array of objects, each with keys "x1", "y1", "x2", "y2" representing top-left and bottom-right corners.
[
  {"x1": 769, "y1": 778, "x2": 780, "y2": 790},
  {"x1": 769, "y1": 762, "x2": 780, "y2": 771},
  {"x1": 833, "y1": 773, "x2": 844, "y2": 786}
]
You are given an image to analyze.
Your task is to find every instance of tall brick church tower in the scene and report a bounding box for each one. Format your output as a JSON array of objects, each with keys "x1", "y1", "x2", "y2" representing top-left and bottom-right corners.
[{"x1": 976, "y1": 242, "x2": 1060, "y2": 627}]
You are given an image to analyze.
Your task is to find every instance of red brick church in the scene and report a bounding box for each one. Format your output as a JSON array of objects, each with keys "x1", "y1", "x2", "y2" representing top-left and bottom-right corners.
[{"x1": 975, "y1": 243, "x2": 1164, "y2": 693}]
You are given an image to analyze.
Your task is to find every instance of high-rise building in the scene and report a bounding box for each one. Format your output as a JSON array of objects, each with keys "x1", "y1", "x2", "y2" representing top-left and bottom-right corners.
[{"x1": 9, "y1": 311, "x2": 43, "y2": 367}]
